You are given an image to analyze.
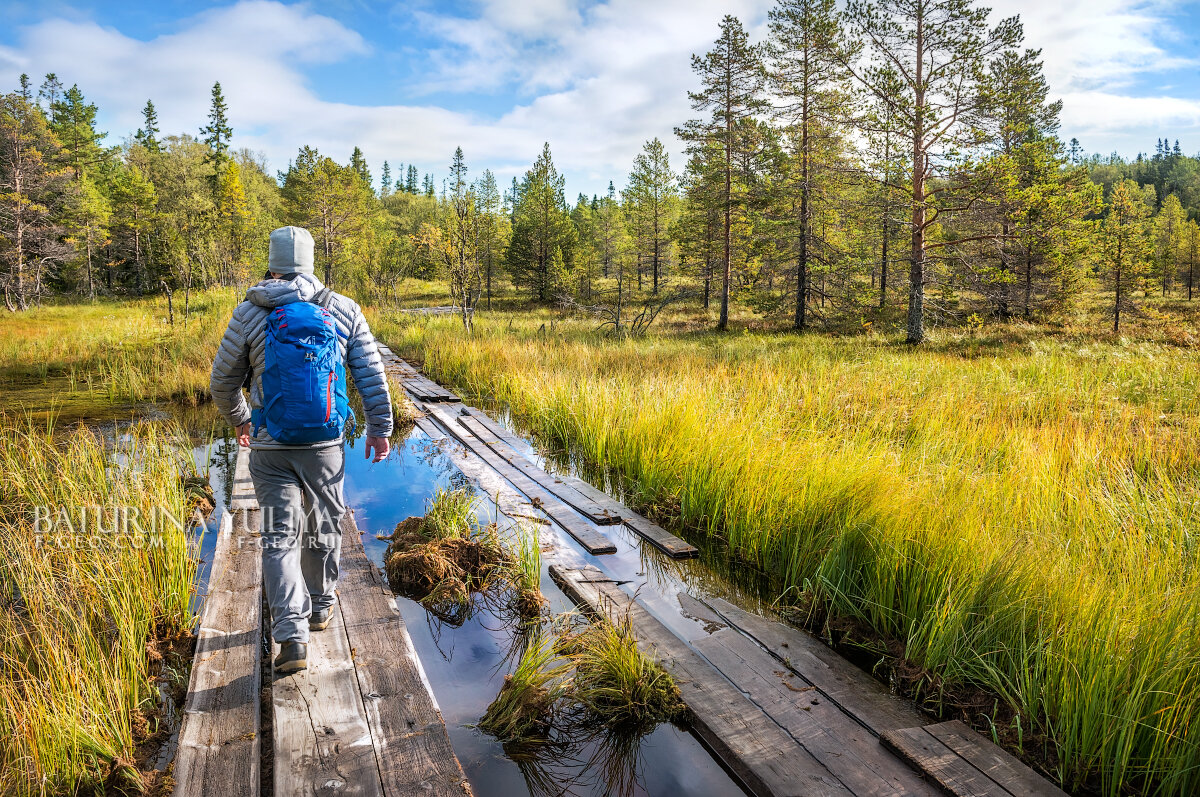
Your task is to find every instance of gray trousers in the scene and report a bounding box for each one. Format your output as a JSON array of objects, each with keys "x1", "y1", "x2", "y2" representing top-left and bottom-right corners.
[{"x1": 249, "y1": 445, "x2": 346, "y2": 643}]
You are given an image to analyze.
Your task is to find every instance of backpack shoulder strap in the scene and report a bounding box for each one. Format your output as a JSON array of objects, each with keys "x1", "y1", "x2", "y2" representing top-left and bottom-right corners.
[{"x1": 314, "y1": 288, "x2": 335, "y2": 308}]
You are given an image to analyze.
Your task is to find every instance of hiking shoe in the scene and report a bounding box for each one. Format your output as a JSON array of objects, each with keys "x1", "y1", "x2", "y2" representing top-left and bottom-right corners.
[
  {"x1": 310, "y1": 607, "x2": 334, "y2": 631},
  {"x1": 274, "y1": 641, "x2": 307, "y2": 674}
]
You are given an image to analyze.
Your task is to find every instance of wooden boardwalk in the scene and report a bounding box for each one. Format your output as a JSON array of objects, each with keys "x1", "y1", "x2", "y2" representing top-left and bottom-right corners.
[
  {"x1": 173, "y1": 446, "x2": 469, "y2": 797},
  {"x1": 377, "y1": 345, "x2": 1069, "y2": 797}
]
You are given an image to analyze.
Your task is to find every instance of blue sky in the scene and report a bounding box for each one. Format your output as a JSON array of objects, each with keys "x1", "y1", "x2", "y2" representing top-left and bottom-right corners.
[{"x1": 1, "y1": 0, "x2": 1199, "y2": 198}]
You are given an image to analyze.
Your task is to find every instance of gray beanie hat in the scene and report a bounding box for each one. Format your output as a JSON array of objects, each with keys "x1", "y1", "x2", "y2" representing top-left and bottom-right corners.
[{"x1": 268, "y1": 226, "x2": 315, "y2": 275}]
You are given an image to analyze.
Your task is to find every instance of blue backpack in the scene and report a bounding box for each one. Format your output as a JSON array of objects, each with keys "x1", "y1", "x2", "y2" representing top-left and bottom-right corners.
[{"x1": 251, "y1": 289, "x2": 354, "y2": 445}]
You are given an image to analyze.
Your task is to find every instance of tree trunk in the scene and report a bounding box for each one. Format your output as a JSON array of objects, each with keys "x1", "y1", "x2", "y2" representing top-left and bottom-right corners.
[
  {"x1": 1113, "y1": 238, "x2": 1122, "y2": 333},
  {"x1": 719, "y1": 78, "x2": 733, "y2": 331},
  {"x1": 161, "y1": 280, "x2": 174, "y2": 326},
  {"x1": 879, "y1": 133, "x2": 890, "y2": 309},
  {"x1": 1023, "y1": 246, "x2": 1033, "y2": 319},
  {"x1": 906, "y1": 14, "x2": 926, "y2": 345}
]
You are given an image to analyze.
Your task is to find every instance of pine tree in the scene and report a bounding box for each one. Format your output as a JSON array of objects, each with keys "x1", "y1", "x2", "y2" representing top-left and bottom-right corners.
[
  {"x1": 134, "y1": 99, "x2": 160, "y2": 152},
  {"x1": 49, "y1": 84, "x2": 110, "y2": 180},
  {"x1": 980, "y1": 47, "x2": 1063, "y2": 317},
  {"x1": 474, "y1": 168, "x2": 505, "y2": 309},
  {"x1": 506, "y1": 143, "x2": 576, "y2": 302},
  {"x1": 406, "y1": 164, "x2": 419, "y2": 193},
  {"x1": 1101, "y1": 179, "x2": 1151, "y2": 333},
  {"x1": 1154, "y1": 193, "x2": 1186, "y2": 296},
  {"x1": 281, "y1": 146, "x2": 376, "y2": 287},
  {"x1": 676, "y1": 15, "x2": 767, "y2": 330},
  {"x1": 423, "y1": 173, "x2": 435, "y2": 197},
  {"x1": 200, "y1": 81, "x2": 233, "y2": 182},
  {"x1": 380, "y1": 160, "x2": 392, "y2": 196},
  {"x1": 1184, "y1": 219, "x2": 1200, "y2": 301},
  {"x1": 109, "y1": 164, "x2": 158, "y2": 293},
  {"x1": 215, "y1": 161, "x2": 251, "y2": 284},
  {"x1": 844, "y1": 0, "x2": 1021, "y2": 343},
  {"x1": 37, "y1": 74, "x2": 63, "y2": 111},
  {"x1": 625, "y1": 138, "x2": 678, "y2": 295},
  {"x1": 64, "y1": 175, "x2": 111, "y2": 299},
  {"x1": 768, "y1": 0, "x2": 852, "y2": 329},
  {"x1": 0, "y1": 89, "x2": 72, "y2": 308}
]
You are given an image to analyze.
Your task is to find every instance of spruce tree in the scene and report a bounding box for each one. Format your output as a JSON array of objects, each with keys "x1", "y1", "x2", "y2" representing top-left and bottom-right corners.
[
  {"x1": 625, "y1": 138, "x2": 677, "y2": 295},
  {"x1": 676, "y1": 15, "x2": 766, "y2": 330},
  {"x1": 134, "y1": 99, "x2": 160, "y2": 152},
  {"x1": 350, "y1": 146, "x2": 371, "y2": 189},
  {"x1": 406, "y1": 164, "x2": 419, "y2": 193},
  {"x1": 506, "y1": 143, "x2": 576, "y2": 302},
  {"x1": 200, "y1": 81, "x2": 233, "y2": 181},
  {"x1": 50, "y1": 84, "x2": 109, "y2": 180},
  {"x1": 380, "y1": 160, "x2": 392, "y2": 196}
]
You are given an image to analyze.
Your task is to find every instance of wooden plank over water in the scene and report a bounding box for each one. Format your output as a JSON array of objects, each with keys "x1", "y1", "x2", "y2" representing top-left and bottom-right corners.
[
  {"x1": 926, "y1": 722, "x2": 1068, "y2": 797},
  {"x1": 272, "y1": 601, "x2": 383, "y2": 797},
  {"x1": 172, "y1": 506, "x2": 262, "y2": 797},
  {"x1": 881, "y1": 726, "x2": 1007, "y2": 797},
  {"x1": 550, "y1": 564, "x2": 854, "y2": 797},
  {"x1": 703, "y1": 597, "x2": 928, "y2": 737},
  {"x1": 692, "y1": 627, "x2": 939, "y2": 796},
  {"x1": 457, "y1": 415, "x2": 622, "y2": 525},
  {"x1": 421, "y1": 403, "x2": 617, "y2": 555},
  {"x1": 337, "y1": 513, "x2": 470, "y2": 797}
]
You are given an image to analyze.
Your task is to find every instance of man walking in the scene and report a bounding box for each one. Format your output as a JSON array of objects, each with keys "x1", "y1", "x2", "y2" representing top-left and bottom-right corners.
[{"x1": 210, "y1": 225, "x2": 393, "y2": 674}]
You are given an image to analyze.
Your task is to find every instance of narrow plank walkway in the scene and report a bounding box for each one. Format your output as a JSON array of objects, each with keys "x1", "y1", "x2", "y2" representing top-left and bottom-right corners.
[
  {"x1": 381, "y1": 349, "x2": 1069, "y2": 797},
  {"x1": 173, "y1": 454, "x2": 262, "y2": 797},
  {"x1": 175, "y1": 446, "x2": 468, "y2": 797}
]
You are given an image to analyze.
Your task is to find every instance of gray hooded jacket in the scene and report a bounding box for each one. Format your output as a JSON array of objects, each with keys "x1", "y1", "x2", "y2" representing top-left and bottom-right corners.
[{"x1": 210, "y1": 273, "x2": 393, "y2": 449}]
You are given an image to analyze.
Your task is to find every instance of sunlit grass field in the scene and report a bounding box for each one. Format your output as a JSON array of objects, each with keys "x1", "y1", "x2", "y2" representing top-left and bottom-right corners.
[
  {"x1": 376, "y1": 304, "x2": 1200, "y2": 795},
  {"x1": 0, "y1": 296, "x2": 233, "y2": 794}
]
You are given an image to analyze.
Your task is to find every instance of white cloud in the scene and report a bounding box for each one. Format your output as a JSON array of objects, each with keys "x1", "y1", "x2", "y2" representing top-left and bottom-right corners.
[{"x1": 989, "y1": 0, "x2": 1200, "y2": 153}]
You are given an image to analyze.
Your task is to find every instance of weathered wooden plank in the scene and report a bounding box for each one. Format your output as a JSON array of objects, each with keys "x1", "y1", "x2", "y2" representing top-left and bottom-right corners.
[
  {"x1": 456, "y1": 406, "x2": 527, "y2": 451},
  {"x1": 338, "y1": 514, "x2": 470, "y2": 797},
  {"x1": 926, "y1": 721, "x2": 1068, "y2": 797},
  {"x1": 422, "y1": 404, "x2": 616, "y2": 555},
  {"x1": 173, "y1": 509, "x2": 262, "y2": 797},
  {"x1": 550, "y1": 564, "x2": 853, "y2": 797},
  {"x1": 456, "y1": 415, "x2": 698, "y2": 558},
  {"x1": 486, "y1": 435, "x2": 699, "y2": 559},
  {"x1": 272, "y1": 602, "x2": 383, "y2": 797},
  {"x1": 704, "y1": 597, "x2": 928, "y2": 736},
  {"x1": 618, "y1": 513, "x2": 699, "y2": 559},
  {"x1": 458, "y1": 416, "x2": 622, "y2": 525},
  {"x1": 693, "y1": 628, "x2": 940, "y2": 796},
  {"x1": 230, "y1": 444, "x2": 258, "y2": 511},
  {"x1": 881, "y1": 726, "x2": 1010, "y2": 797}
]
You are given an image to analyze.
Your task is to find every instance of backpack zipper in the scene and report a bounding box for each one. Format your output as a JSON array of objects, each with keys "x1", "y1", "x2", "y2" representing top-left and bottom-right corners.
[{"x1": 325, "y1": 372, "x2": 334, "y2": 422}]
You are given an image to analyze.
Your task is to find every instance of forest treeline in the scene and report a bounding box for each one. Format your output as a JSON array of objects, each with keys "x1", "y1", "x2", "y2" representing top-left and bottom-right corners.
[{"x1": 3, "y1": 0, "x2": 1200, "y2": 339}]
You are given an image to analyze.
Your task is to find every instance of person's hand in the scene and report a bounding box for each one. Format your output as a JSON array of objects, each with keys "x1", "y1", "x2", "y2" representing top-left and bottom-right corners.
[
  {"x1": 236, "y1": 422, "x2": 252, "y2": 447},
  {"x1": 365, "y1": 435, "x2": 390, "y2": 462}
]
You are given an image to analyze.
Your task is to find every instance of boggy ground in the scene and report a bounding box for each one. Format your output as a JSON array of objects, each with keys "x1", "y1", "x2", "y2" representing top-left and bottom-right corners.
[{"x1": 375, "y1": 288, "x2": 1200, "y2": 796}]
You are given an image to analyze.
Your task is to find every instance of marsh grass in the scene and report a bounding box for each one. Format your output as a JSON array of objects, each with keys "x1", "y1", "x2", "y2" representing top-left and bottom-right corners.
[
  {"x1": 382, "y1": 308, "x2": 1200, "y2": 795},
  {"x1": 505, "y1": 521, "x2": 547, "y2": 620},
  {"x1": 558, "y1": 615, "x2": 687, "y2": 733},
  {"x1": 0, "y1": 419, "x2": 200, "y2": 795},
  {"x1": 0, "y1": 292, "x2": 237, "y2": 425},
  {"x1": 478, "y1": 630, "x2": 572, "y2": 743}
]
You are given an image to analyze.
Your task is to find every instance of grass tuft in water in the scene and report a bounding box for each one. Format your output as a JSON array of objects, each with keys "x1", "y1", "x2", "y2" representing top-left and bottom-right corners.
[
  {"x1": 560, "y1": 614, "x2": 688, "y2": 733},
  {"x1": 478, "y1": 630, "x2": 571, "y2": 743}
]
